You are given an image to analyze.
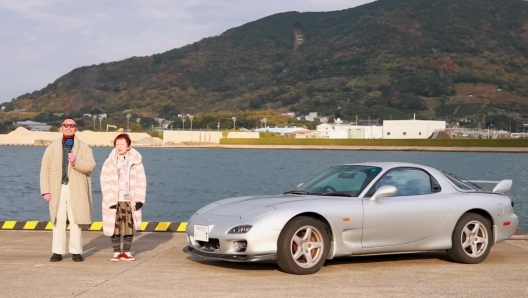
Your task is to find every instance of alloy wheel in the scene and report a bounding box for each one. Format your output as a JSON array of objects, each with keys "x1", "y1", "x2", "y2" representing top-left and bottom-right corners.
[
  {"x1": 460, "y1": 220, "x2": 489, "y2": 258},
  {"x1": 289, "y1": 225, "x2": 324, "y2": 268}
]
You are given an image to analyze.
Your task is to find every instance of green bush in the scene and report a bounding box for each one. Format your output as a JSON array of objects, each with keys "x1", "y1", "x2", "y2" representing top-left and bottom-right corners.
[
  {"x1": 259, "y1": 131, "x2": 283, "y2": 138},
  {"x1": 148, "y1": 131, "x2": 163, "y2": 139}
]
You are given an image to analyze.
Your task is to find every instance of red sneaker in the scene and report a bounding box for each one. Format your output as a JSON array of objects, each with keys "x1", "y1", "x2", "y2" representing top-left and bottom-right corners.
[
  {"x1": 120, "y1": 252, "x2": 135, "y2": 261},
  {"x1": 110, "y1": 252, "x2": 121, "y2": 262}
]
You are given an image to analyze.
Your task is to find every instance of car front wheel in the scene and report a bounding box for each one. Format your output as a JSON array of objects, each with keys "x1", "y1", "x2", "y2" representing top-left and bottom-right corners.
[
  {"x1": 276, "y1": 216, "x2": 329, "y2": 275},
  {"x1": 446, "y1": 213, "x2": 492, "y2": 264}
]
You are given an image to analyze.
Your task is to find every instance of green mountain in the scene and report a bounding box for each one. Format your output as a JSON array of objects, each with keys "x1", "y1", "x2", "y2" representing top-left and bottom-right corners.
[{"x1": 6, "y1": 0, "x2": 528, "y2": 131}]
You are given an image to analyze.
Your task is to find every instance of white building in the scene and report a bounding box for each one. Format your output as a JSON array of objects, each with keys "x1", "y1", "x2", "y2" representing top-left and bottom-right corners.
[
  {"x1": 304, "y1": 112, "x2": 319, "y2": 121},
  {"x1": 316, "y1": 123, "x2": 356, "y2": 138},
  {"x1": 383, "y1": 120, "x2": 446, "y2": 139},
  {"x1": 254, "y1": 126, "x2": 309, "y2": 135},
  {"x1": 317, "y1": 119, "x2": 384, "y2": 139},
  {"x1": 16, "y1": 120, "x2": 51, "y2": 131},
  {"x1": 348, "y1": 126, "x2": 384, "y2": 139}
]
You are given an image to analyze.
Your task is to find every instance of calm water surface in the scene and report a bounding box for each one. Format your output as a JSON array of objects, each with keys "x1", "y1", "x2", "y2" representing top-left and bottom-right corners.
[{"x1": 0, "y1": 147, "x2": 526, "y2": 232}]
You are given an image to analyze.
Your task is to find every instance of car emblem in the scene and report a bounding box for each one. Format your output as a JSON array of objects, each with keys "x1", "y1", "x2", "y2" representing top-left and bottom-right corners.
[{"x1": 208, "y1": 217, "x2": 213, "y2": 222}]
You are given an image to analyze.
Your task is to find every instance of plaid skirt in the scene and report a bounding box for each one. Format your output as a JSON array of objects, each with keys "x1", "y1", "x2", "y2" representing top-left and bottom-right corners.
[{"x1": 114, "y1": 202, "x2": 135, "y2": 236}]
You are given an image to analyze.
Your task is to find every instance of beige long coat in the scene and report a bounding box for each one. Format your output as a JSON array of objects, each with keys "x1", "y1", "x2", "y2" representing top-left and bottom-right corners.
[{"x1": 40, "y1": 136, "x2": 96, "y2": 225}]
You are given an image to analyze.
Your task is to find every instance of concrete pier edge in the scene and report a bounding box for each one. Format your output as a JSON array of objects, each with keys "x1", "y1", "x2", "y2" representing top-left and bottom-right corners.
[{"x1": 0, "y1": 220, "x2": 187, "y2": 232}]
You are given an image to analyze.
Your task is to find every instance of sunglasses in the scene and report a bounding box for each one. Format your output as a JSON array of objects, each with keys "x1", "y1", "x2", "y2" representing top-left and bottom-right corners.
[{"x1": 62, "y1": 124, "x2": 77, "y2": 128}]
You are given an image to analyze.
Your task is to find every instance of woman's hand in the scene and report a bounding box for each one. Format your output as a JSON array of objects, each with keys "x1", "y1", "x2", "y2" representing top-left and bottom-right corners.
[{"x1": 135, "y1": 202, "x2": 143, "y2": 211}]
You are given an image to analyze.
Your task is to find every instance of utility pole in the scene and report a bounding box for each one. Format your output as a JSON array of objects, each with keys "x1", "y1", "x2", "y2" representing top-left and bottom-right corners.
[
  {"x1": 188, "y1": 114, "x2": 193, "y2": 131},
  {"x1": 126, "y1": 114, "x2": 131, "y2": 132},
  {"x1": 98, "y1": 115, "x2": 106, "y2": 131}
]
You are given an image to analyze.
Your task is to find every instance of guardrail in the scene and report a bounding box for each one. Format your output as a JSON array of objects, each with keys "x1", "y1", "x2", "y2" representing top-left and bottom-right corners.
[{"x1": 0, "y1": 221, "x2": 187, "y2": 232}]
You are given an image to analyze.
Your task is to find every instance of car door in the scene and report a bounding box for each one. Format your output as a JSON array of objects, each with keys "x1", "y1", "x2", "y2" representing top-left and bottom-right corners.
[{"x1": 361, "y1": 167, "x2": 449, "y2": 249}]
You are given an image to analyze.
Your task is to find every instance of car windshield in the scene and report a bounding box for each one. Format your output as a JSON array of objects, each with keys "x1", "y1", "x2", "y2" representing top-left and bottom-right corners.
[
  {"x1": 291, "y1": 165, "x2": 382, "y2": 196},
  {"x1": 441, "y1": 171, "x2": 481, "y2": 191}
]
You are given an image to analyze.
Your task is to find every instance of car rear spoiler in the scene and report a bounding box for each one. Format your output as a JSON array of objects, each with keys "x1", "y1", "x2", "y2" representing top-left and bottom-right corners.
[{"x1": 468, "y1": 179, "x2": 513, "y2": 194}]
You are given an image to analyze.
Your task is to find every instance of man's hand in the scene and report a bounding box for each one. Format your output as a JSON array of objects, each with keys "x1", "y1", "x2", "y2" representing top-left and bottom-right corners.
[
  {"x1": 42, "y1": 193, "x2": 51, "y2": 202},
  {"x1": 68, "y1": 153, "x2": 76, "y2": 166}
]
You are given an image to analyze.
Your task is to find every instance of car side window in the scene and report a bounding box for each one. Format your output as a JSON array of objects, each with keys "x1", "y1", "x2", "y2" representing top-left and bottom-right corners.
[
  {"x1": 431, "y1": 176, "x2": 441, "y2": 193},
  {"x1": 373, "y1": 168, "x2": 433, "y2": 197}
]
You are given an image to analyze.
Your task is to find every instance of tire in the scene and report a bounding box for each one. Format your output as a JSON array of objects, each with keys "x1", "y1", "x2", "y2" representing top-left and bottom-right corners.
[
  {"x1": 276, "y1": 216, "x2": 330, "y2": 275},
  {"x1": 446, "y1": 213, "x2": 492, "y2": 264}
]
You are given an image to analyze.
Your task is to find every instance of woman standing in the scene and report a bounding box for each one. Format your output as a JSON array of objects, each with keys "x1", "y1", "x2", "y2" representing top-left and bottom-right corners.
[{"x1": 100, "y1": 133, "x2": 147, "y2": 261}]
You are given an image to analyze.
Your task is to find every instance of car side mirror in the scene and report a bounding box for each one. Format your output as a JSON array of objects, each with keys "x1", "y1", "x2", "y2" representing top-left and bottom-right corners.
[
  {"x1": 492, "y1": 179, "x2": 512, "y2": 194},
  {"x1": 370, "y1": 185, "x2": 397, "y2": 201}
]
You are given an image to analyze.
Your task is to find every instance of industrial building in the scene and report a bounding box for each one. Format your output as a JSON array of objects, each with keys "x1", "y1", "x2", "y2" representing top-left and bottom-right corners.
[
  {"x1": 254, "y1": 126, "x2": 310, "y2": 135},
  {"x1": 315, "y1": 118, "x2": 446, "y2": 139},
  {"x1": 382, "y1": 120, "x2": 446, "y2": 139},
  {"x1": 15, "y1": 120, "x2": 51, "y2": 131}
]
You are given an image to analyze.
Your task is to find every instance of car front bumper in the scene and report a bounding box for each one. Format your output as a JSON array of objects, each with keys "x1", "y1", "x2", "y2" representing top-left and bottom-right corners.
[
  {"x1": 183, "y1": 245, "x2": 277, "y2": 263},
  {"x1": 183, "y1": 213, "x2": 281, "y2": 262}
]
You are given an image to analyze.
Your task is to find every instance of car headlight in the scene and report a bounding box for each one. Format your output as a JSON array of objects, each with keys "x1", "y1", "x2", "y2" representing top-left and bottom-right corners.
[{"x1": 228, "y1": 225, "x2": 252, "y2": 234}]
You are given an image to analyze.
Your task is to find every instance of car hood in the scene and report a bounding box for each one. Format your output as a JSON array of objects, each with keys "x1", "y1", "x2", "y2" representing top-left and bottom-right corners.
[{"x1": 196, "y1": 194, "x2": 319, "y2": 218}]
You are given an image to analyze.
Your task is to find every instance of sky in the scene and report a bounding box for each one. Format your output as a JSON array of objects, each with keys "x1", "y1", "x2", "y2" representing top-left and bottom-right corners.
[{"x1": 0, "y1": 0, "x2": 374, "y2": 103}]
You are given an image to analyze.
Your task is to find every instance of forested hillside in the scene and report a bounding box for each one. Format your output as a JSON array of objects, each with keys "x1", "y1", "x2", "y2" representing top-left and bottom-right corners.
[{"x1": 4, "y1": 0, "x2": 528, "y2": 131}]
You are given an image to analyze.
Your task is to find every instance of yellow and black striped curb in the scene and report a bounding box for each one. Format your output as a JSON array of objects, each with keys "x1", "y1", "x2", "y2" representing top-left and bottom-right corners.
[{"x1": 0, "y1": 221, "x2": 187, "y2": 232}]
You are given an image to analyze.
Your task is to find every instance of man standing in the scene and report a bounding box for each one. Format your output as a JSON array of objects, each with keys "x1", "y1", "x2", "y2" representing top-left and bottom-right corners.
[{"x1": 40, "y1": 118, "x2": 96, "y2": 262}]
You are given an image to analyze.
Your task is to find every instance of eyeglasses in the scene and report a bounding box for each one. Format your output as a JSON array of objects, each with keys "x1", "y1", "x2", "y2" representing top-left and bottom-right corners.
[{"x1": 62, "y1": 124, "x2": 77, "y2": 128}]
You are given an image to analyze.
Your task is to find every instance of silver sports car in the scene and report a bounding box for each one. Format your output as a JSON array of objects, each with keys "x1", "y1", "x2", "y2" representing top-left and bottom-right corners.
[{"x1": 183, "y1": 162, "x2": 519, "y2": 275}]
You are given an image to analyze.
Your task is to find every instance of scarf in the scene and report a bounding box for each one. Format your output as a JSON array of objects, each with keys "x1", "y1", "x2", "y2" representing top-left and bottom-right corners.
[{"x1": 116, "y1": 155, "x2": 129, "y2": 193}]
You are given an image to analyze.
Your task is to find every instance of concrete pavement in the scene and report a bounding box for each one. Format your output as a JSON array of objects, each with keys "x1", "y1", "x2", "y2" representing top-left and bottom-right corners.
[{"x1": 0, "y1": 231, "x2": 527, "y2": 298}]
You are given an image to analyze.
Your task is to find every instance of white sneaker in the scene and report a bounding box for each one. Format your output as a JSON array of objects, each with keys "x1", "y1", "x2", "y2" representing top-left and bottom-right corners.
[
  {"x1": 110, "y1": 252, "x2": 121, "y2": 262},
  {"x1": 120, "y1": 252, "x2": 135, "y2": 261}
]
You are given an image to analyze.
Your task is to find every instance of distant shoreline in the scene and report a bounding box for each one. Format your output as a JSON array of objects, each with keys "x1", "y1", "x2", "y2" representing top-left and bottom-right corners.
[
  {"x1": 2, "y1": 143, "x2": 528, "y2": 152},
  {"x1": 162, "y1": 144, "x2": 528, "y2": 152}
]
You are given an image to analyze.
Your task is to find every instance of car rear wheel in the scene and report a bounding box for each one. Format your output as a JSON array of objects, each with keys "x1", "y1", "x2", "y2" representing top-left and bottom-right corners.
[
  {"x1": 446, "y1": 213, "x2": 492, "y2": 264},
  {"x1": 276, "y1": 216, "x2": 329, "y2": 275}
]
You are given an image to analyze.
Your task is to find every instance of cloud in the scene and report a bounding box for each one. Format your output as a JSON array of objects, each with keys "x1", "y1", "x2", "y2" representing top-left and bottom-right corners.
[{"x1": 0, "y1": 0, "x2": 374, "y2": 102}]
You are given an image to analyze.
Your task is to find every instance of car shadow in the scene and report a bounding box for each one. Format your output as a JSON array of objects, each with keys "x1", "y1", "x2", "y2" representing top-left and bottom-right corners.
[
  {"x1": 323, "y1": 250, "x2": 451, "y2": 267},
  {"x1": 81, "y1": 231, "x2": 173, "y2": 259},
  {"x1": 184, "y1": 250, "x2": 452, "y2": 272},
  {"x1": 185, "y1": 256, "x2": 279, "y2": 272}
]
